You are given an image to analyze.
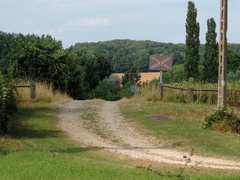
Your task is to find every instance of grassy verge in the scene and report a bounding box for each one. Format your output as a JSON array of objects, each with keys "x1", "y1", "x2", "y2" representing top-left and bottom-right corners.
[{"x1": 120, "y1": 97, "x2": 240, "y2": 160}]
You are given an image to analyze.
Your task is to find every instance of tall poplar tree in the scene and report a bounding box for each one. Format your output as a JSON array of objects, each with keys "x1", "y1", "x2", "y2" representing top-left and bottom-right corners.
[
  {"x1": 185, "y1": 1, "x2": 200, "y2": 79},
  {"x1": 203, "y1": 18, "x2": 218, "y2": 82}
]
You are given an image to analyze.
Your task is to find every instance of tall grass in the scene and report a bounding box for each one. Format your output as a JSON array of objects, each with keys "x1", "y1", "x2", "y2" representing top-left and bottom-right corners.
[
  {"x1": 140, "y1": 81, "x2": 240, "y2": 104},
  {"x1": 15, "y1": 80, "x2": 71, "y2": 106}
]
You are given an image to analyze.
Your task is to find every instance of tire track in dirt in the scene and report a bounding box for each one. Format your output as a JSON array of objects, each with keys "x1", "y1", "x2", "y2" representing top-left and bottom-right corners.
[{"x1": 59, "y1": 100, "x2": 240, "y2": 170}]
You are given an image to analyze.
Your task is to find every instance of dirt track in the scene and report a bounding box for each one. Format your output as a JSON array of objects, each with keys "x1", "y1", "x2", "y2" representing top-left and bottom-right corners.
[{"x1": 59, "y1": 100, "x2": 240, "y2": 170}]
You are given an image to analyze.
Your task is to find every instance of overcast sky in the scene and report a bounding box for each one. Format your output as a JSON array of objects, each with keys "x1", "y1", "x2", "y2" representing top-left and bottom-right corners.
[{"x1": 1, "y1": 0, "x2": 239, "y2": 48}]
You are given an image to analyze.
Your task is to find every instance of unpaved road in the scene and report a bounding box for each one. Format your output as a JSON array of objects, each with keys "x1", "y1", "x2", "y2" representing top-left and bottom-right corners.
[{"x1": 59, "y1": 100, "x2": 240, "y2": 170}]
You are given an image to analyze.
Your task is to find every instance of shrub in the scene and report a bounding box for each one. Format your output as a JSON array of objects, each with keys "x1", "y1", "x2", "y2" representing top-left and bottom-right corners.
[
  {"x1": 0, "y1": 74, "x2": 17, "y2": 135},
  {"x1": 122, "y1": 66, "x2": 141, "y2": 86},
  {"x1": 202, "y1": 106, "x2": 240, "y2": 134},
  {"x1": 227, "y1": 70, "x2": 240, "y2": 82},
  {"x1": 92, "y1": 75, "x2": 122, "y2": 101},
  {"x1": 93, "y1": 72, "x2": 142, "y2": 101},
  {"x1": 163, "y1": 64, "x2": 187, "y2": 83}
]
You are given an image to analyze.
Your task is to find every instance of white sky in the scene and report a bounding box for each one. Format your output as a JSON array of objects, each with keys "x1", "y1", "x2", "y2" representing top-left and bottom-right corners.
[{"x1": 0, "y1": 0, "x2": 239, "y2": 48}]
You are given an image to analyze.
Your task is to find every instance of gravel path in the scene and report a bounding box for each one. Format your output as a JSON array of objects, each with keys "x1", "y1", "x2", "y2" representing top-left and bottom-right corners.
[{"x1": 59, "y1": 100, "x2": 240, "y2": 170}]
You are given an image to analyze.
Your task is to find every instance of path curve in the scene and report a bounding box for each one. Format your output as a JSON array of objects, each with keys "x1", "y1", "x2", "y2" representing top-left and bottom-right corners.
[{"x1": 59, "y1": 100, "x2": 240, "y2": 170}]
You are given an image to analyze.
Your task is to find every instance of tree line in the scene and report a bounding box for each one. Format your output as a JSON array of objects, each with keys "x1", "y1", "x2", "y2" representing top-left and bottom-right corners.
[
  {"x1": 73, "y1": 40, "x2": 240, "y2": 78},
  {"x1": 73, "y1": 39, "x2": 188, "y2": 73},
  {"x1": 0, "y1": 31, "x2": 112, "y2": 100}
]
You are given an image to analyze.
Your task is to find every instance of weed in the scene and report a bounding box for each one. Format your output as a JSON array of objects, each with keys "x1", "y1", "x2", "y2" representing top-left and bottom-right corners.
[
  {"x1": 202, "y1": 106, "x2": 240, "y2": 134},
  {"x1": 136, "y1": 164, "x2": 190, "y2": 180}
]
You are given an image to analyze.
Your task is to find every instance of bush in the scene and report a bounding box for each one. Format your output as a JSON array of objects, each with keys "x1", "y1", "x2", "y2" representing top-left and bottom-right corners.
[
  {"x1": 227, "y1": 70, "x2": 240, "y2": 82},
  {"x1": 92, "y1": 75, "x2": 122, "y2": 101},
  {"x1": 122, "y1": 67, "x2": 141, "y2": 86},
  {"x1": 163, "y1": 64, "x2": 187, "y2": 83},
  {"x1": 202, "y1": 106, "x2": 240, "y2": 134},
  {"x1": 0, "y1": 74, "x2": 17, "y2": 135},
  {"x1": 93, "y1": 76, "x2": 143, "y2": 101}
]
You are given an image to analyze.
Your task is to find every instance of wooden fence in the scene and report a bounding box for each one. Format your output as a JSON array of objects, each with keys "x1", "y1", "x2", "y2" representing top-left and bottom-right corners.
[
  {"x1": 159, "y1": 84, "x2": 240, "y2": 102},
  {"x1": 16, "y1": 84, "x2": 36, "y2": 99},
  {"x1": 159, "y1": 84, "x2": 218, "y2": 102}
]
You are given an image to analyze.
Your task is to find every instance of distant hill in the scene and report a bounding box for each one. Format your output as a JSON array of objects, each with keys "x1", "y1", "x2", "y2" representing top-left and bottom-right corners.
[{"x1": 73, "y1": 39, "x2": 240, "y2": 73}]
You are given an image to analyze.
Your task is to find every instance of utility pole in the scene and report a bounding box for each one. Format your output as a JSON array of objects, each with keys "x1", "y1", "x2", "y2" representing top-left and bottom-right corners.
[{"x1": 218, "y1": 0, "x2": 228, "y2": 107}]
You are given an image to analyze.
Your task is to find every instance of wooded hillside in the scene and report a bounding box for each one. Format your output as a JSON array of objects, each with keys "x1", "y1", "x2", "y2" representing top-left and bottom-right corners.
[{"x1": 73, "y1": 39, "x2": 240, "y2": 73}]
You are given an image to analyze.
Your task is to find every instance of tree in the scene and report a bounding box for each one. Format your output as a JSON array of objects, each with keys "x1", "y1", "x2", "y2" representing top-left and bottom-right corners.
[
  {"x1": 74, "y1": 49, "x2": 112, "y2": 92},
  {"x1": 203, "y1": 18, "x2": 218, "y2": 83},
  {"x1": 122, "y1": 66, "x2": 141, "y2": 87},
  {"x1": 185, "y1": 1, "x2": 200, "y2": 80},
  {"x1": 227, "y1": 49, "x2": 240, "y2": 73}
]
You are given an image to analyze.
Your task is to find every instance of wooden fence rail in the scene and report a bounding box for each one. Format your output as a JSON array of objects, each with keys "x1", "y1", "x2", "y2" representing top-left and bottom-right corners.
[
  {"x1": 159, "y1": 84, "x2": 219, "y2": 102},
  {"x1": 160, "y1": 84, "x2": 240, "y2": 103},
  {"x1": 16, "y1": 84, "x2": 36, "y2": 99}
]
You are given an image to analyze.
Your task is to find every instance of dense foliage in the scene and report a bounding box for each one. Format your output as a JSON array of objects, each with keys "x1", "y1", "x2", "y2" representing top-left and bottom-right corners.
[
  {"x1": 202, "y1": 106, "x2": 240, "y2": 134},
  {"x1": 0, "y1": 31, "x2": 112, "y2": 100},
  {"x1": 227, "y1": 49, "x2": 240, "y2": 73},
  {"x1": 185, "y1": 1, "x2": 200, "y2": 80},
  {"x1": 92, "y1": 75, "x2": 122, "y2": 101},
  {"x1": 73, "y1": 39, "x2": 188, "y2": 73},
  {"x1": 74, "y1": 40, "x2": 240, "y2": 74},
  {"x1": 0, "y1": 73, "x2": 17, "y2": 135},
  {"x1": 163, "y1": 64, "x2": 186, "y2": 83},
  {"x1": 165, "y1": 49, "x2": 240, "y2": 84},
  {"x1": 203, "y1": 18, "x2": 218, "y2": 83},
  {"x1": 93, "y1": 67, "x2": 141, "y2": 101},
  {"x1": 122, "y1": 66, "x2": 141, "y2": 87}
]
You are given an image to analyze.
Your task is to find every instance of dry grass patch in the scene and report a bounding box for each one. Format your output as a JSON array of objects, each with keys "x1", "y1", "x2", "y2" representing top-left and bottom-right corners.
[{"x1": 15, "y1": 80, "x2": 71, "y2": 105}]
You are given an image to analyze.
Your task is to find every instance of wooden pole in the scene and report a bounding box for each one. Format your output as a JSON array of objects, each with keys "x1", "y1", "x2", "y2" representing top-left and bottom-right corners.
[
  {"x1": 218, "y1": 0, "x2": 228, "y2": 107},
  {"x1": 30, "y1": 84, "x2": 36, "y2": 99},
  {"x1": 187, "y1": 88, "x2": 194, "y2": 103},
  {"x1": 159, "y1": 84, "x2": 163, "y2": 100},
  {"x1": 160, "y1": 71, "x2": 163, "y2": 84}
]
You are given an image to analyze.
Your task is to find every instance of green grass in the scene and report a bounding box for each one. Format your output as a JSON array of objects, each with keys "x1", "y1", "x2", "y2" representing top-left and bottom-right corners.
[
  {"x1": 0, "y1": 103, "x2": 161, "y2": 180},
  {"x1": 120, "y1": 100, "x2": 240, "y2": 159},
  {"x1": 0, "y1": 102, "x2": 240, "y2": 179}
]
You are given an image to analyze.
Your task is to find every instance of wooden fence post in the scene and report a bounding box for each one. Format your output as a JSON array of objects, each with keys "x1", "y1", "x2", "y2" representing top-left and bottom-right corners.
[
  {"x1": 159, "y1": 84, "x2": 164, "y2": 100},
  {"x1": 187, "y1": 88, "x2": 194, "y2": 103},
  {"x1": 30, "y1": 84, "x2": 36, "y2": 99}
]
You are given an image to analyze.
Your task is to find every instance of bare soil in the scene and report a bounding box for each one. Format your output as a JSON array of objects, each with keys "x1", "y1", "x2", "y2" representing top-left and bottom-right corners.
[{"x1": 59, "y1": 100, "x2": 240, "y2": 170}]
